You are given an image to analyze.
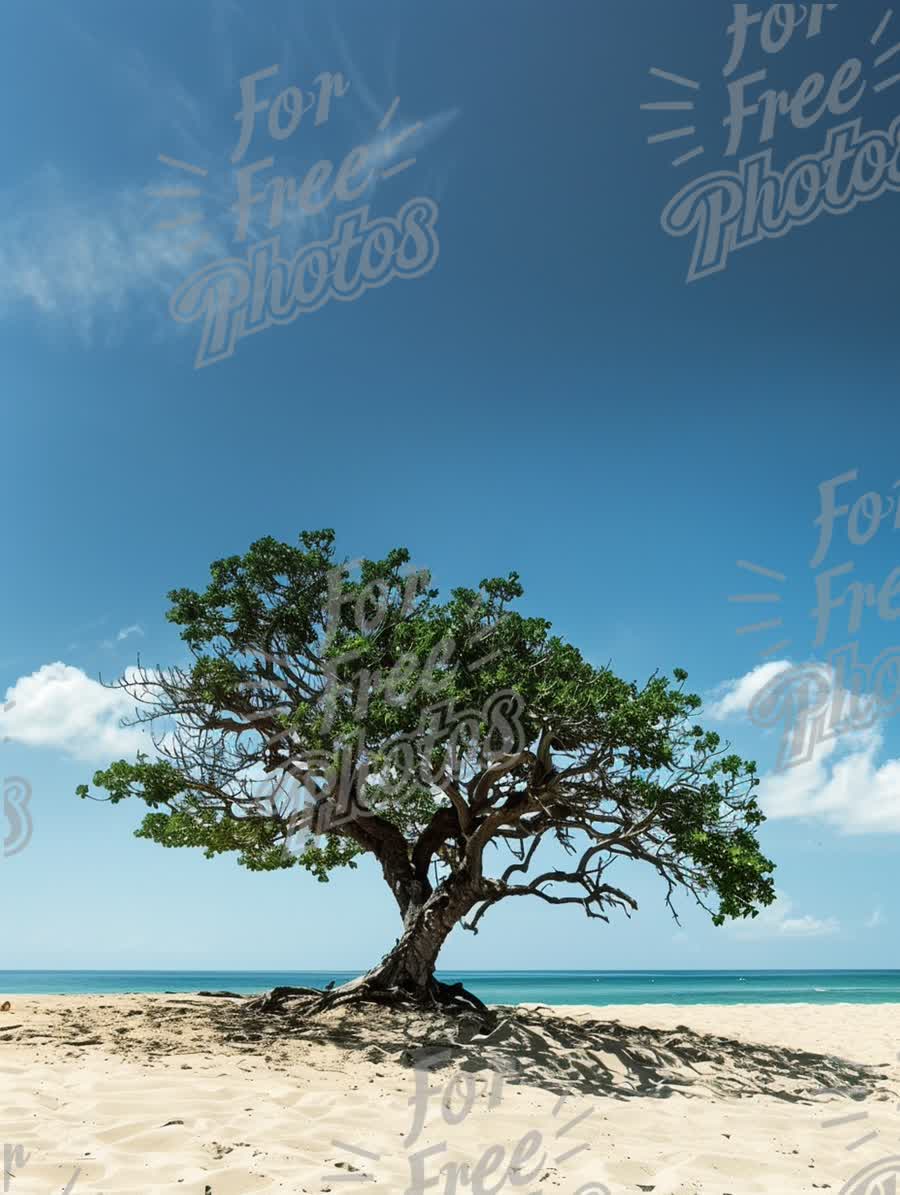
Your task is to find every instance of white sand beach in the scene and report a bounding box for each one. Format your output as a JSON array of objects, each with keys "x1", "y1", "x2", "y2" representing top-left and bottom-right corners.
[{"x1": 1, "y1": 996, "x2": 897, "y2": 1193}]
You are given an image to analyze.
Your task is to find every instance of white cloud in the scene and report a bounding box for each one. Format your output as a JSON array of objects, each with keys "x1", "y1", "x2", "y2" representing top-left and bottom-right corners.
[
  {"x1": 707, "y1": 659, "x2": 794, "y2": 719},
  {"x1": 759, "y1": 724, "x2": 900, "y2": 833},
  {"x1": 709, "y1": 659, "x2": 900, "y2": 834},
  {"x1": 730, "y1": 893, "x2": 839, "y2": 940},
  {"x1": 0, "y1": 663, "x2": 148, "y2": 761}
]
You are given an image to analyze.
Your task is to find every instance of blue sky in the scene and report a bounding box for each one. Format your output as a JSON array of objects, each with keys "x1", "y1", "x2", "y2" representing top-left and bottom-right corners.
[{"x1": 2, "y1": 0, "x2": 900, "y2": 970}]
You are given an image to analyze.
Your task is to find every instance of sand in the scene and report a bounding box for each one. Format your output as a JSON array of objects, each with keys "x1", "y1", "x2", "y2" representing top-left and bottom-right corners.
[{"x1": 1, "y1": 995, "x2": 898, "y2": 1193}]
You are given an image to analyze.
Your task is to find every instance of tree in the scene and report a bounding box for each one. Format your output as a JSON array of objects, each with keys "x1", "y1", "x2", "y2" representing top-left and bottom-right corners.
[{"x1": 77, "y1": 530, "x2": 775, "y2": 1016}]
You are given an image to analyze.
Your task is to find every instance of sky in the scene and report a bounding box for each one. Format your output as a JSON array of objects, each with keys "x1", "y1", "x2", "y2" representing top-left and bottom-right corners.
[{"x1": 2, "y1": 0, "x2": 900, "y2": 971}]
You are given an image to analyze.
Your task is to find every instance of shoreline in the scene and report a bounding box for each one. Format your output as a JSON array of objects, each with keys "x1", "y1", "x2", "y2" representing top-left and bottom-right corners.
[
  {"x1": 5, "y1": 968, "x2": 900, "y2": 1007},
  {"x1": 6, "y1": 991, "x2": 900, "y2": 1006}
]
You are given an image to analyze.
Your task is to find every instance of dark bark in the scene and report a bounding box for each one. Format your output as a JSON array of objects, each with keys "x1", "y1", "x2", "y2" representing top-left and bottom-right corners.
[
  {"x1": 246, "y1": 874, "x2": 489, "y2": 1019},
  {"x1": 353, "y1": 871, "x2": 484, "y2": 1004}
]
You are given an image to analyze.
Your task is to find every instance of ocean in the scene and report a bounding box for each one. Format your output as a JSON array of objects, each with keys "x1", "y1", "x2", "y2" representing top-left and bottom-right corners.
[{"x1": 2, "y1": 970, "x2": 899, "y2": 1004}]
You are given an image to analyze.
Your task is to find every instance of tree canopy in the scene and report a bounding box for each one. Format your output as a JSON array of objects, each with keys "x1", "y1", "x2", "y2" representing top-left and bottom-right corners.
[{"x1": 78, "y1": 530, "x2": 775, "y2": 1007}]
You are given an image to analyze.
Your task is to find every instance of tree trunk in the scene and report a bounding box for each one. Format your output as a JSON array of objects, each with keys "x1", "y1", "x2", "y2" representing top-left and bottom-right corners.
[
  {"x1": 356, "y1": 877, "x2": 484, "y2": 1010},
  {"x1": 366, "y1": 911, "x2": 453, "y2": 995},
  {"x1": 247, "y1": 875, "x2": 489, "y2": 1018}
]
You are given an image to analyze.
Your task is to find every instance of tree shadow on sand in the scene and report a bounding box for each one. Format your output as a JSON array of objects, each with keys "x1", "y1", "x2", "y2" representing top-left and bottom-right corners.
[{"x1": 215, "y1": 999, "x2": 894, "y2": 1106}]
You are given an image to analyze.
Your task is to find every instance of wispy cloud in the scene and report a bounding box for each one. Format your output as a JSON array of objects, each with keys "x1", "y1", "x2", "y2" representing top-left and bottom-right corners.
[
  {"x1": 59, "y1": 16, "x2": 210, "y2": 155},
  {"x1": 100, "y1": 624, "x2": 145, "y2": 649},
  {"x1": 0, "y1": 165, "x2": 224, "y2": 343},
  {"x1": 0, "y1": 7, "x2": 458, "y2": 351},
  {"x1": 730, "y1": 892, "x2": 840, "y2": 940}
]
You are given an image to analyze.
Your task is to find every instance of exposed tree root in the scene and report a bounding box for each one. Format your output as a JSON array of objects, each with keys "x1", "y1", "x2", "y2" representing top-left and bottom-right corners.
[
  {"x1": 244, "y1": 976, "x2": 494, "y2": 1027},
  {"x1": 243, "y1": 986, "x2": 325, "y2": 1013}
]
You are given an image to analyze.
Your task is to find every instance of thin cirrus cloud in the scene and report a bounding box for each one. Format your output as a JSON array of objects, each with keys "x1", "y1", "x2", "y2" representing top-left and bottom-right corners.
[
  {"x1": 0, "y1": 119, "x2": 455, "y2": 348},
  {"x1": 0, "y1": 165, "x2": 227, "y2": 344},
  {"x1": 0, "y1": 5, "x2": 458, "y2": 352},
  {"x1": 707, "y1": 660, "x2": 900, "y2": 834}
]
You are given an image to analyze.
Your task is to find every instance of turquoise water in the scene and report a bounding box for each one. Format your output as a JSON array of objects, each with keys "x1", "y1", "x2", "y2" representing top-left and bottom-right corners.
[{"x1": 2, "y1": 970, "x2": 900, "y2": 1003}]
